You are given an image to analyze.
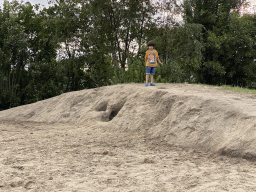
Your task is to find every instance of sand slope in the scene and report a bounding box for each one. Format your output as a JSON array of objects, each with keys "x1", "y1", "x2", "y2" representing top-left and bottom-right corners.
[
  {"x1": 1, "y1": 83, "x2": 256, "y2": 191},
  {"x1": 1, "y1": 83, "x2": 256, "y2": 160}
]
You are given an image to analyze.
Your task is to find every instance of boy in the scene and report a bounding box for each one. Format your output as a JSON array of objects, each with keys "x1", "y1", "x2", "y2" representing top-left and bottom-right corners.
[{"x1": 145, "y1": 40, "x2": 163, "y2": 86}]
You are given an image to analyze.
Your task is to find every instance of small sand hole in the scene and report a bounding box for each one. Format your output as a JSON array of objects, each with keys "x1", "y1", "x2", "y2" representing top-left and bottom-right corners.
[{"x1": 108, "y1": 101, "x2": 126, "y2": 121}]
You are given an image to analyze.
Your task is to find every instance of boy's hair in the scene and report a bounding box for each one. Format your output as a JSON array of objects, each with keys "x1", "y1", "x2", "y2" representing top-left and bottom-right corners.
[{"x1": 148, "y1": 40, "x2": 155, "y2": 47}]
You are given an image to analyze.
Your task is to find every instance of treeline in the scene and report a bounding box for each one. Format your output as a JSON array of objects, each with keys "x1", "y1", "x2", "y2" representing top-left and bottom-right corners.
[{"x1": 0, "y1": 0, "x2": 255, "y2": 110}]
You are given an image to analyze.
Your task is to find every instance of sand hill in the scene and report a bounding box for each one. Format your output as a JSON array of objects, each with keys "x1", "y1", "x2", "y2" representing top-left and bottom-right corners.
[{"x1": 1, "y1": 83, "x2": 256, "y2": 191}]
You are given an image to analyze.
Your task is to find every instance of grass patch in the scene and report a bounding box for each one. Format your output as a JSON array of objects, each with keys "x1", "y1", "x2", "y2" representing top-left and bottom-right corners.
[
  {"x1": 192, "y1": 83, "x2": 256, "y2": 95},
  {"x1": 220, "y1": 85, "x2": 256, "y2": 95}
]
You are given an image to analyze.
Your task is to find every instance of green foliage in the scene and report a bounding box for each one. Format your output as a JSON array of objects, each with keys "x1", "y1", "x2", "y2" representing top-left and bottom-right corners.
[
  {"x1": 0, "y1": 1, "x2": 30, "y2": 109},
  {"x1": 125, "y1": 58, "x2": 145, "y2": 83},
  {"x1": 203, "y1": 12, "x2": 256, "y2": 85},
  {"x1": 87, "y1": 54, "x2": 114, "y2": 87},
  {"x1": 182, "y1": 0, "x2": 255, "y2": 87},
  {"x1": 159, "y1": 59, "x2": 184, "y2": 83},
  {"x1": 183, "y1": 0, "x2": 246, "y2": 31},
  {"x1": 171, "y1": 23, "x2": 205, "y2": 82}
]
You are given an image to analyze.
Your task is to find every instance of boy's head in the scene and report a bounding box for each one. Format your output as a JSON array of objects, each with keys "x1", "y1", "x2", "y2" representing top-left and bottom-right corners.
[{"x1": 148, "y1": 40, "x2": 155, "y2": 50}]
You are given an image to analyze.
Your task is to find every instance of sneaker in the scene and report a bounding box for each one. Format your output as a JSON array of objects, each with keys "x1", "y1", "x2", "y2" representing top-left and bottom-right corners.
[
  {"x1": 145, "y1": 83, "x2": 149, "y2": 86},
  {"x1": 150, "y1": 83, "x2": 156, "y2": 86}
]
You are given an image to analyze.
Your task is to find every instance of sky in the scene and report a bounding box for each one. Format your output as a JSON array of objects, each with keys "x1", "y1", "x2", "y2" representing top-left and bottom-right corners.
[
  {"x1": 251, "y1": 0, "x2": 256, "y2": 5},
  {"x1": 0, "y1": 0, "x2": 53, "y2": 8}
]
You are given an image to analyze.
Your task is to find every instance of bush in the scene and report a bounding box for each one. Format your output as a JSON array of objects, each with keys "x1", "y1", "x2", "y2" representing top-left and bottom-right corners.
[{"x1": 155, "y1": 59, "x2": 184, "y2": 83}]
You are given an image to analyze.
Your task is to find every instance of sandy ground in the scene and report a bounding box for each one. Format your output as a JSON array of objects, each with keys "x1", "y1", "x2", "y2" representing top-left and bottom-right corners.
[{"x1": 1, "y1": 83, "x2": 256, "y2": 191}]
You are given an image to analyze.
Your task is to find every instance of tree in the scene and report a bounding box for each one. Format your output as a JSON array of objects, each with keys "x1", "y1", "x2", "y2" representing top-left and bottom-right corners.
[
  {"x1": 182, "y1": 0, "x2": 251, "y2": 85},
  {"x1": 0, "y1": 1, "x2": 30, "y2": 109}
]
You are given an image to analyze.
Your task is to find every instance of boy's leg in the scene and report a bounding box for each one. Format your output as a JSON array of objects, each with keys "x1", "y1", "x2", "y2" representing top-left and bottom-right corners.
[
  {"x1": 146, "y1": 74, "x2": 149, "y2": 83},
  {"x1": 150, "y1": 74, "x2": 154, "y2": 83},
  {"x1": 150, "y1": 67, "x2": 155, "y2": 83},
  {"x1": 146, "y1": 66, "x2": 150, "y2": 83}
]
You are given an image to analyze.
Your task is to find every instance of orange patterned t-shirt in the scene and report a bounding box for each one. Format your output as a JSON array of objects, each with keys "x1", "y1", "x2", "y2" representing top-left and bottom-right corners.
[{"x1": 145, "y1": 49, "x2": 159, "y2": 67}]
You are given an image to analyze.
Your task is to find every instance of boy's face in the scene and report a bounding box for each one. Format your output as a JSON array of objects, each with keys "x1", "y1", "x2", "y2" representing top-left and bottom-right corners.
[{"x1": 148, "y1": 46, "x2": 154, "y2": 50}]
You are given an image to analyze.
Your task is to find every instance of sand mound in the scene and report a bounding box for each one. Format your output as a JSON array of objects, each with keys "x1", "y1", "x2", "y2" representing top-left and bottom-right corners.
[{"x1": 1, "y1": 83, "x2": 256, "y2": 161}]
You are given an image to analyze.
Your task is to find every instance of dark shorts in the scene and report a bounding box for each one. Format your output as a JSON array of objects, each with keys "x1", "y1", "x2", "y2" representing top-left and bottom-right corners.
[{"x1": 146, "y1": 66, "x2": 155, "y2": 75}]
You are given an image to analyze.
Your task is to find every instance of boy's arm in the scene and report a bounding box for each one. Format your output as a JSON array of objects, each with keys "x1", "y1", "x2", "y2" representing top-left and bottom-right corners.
[{"x1": 157, "y1": 57, "x2": 163, "y2": 65}]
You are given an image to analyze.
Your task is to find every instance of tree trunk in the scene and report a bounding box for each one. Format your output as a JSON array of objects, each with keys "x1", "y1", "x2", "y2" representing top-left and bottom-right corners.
[
  {"x1": 137, "y1": 14, "x2": 145, "y2": 58},
  {"x1": 121, "y1": 24, "x2": 130, "y2": 69}
]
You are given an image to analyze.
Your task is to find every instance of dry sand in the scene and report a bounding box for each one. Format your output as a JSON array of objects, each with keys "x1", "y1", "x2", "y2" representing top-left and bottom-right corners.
[{"x1": 1, "y1": 83, "x2": 256, "y2": 191}]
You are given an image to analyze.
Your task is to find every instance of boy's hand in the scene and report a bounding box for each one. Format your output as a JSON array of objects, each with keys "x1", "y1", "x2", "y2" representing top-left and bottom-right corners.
[{"x1": 160, "y1": 62, "x2": 163, "y2": 66}]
